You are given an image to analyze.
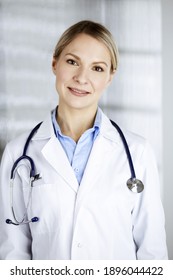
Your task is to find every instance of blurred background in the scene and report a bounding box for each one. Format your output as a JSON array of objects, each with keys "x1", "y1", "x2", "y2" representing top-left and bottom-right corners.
[{"x1": 0, "y1": 0, "x2": 172, "y2": 259}]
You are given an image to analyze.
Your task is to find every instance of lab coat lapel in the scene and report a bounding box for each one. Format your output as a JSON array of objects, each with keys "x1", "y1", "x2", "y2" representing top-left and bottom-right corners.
[
  {"x1": 77, "y1": 137, "x2": 113, "y2": 200},
  {"x1": 78, "y1": 113, "x2": 120, "y2": 199},
  {"x1": 32, "y1": 113, "x2": 79, "y2": 193},
  {"x1": 42, "y1": 137, "x2": 79, "y2": 192}
]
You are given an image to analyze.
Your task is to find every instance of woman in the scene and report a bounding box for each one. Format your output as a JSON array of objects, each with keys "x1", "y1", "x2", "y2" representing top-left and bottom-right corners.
[{"x1": 0, "y1": 20, "x2": 168, "y2": 259}]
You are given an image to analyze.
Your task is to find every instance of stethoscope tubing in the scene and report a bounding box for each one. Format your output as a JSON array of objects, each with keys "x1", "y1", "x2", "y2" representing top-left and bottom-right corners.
[
  {"x1": 23, "y1": 122, "x2": 42, "y2": 156},
  {"x1": 110, "y1": 120, "x2": 136, "y2": 179},
  {"x1": 7, "y1": 118, "x2": 144, "y2": 226},
  {"x1": 10, "y1": 155, "x2": 35, "y2": 179}
]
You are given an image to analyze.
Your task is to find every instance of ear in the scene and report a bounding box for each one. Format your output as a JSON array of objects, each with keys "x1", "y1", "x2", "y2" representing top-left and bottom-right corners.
[
  {"x1": 52, "y1": 57, "x2": 57, "y2": 75},
  {"x1": 107, "y1": 70, "x2": 116, "y2": 85}
]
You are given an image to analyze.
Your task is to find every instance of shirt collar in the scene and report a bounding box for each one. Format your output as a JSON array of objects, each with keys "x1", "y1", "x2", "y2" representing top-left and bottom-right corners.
[{"x1": 51, "y1": 106, "x2": 102, "y2": 138}]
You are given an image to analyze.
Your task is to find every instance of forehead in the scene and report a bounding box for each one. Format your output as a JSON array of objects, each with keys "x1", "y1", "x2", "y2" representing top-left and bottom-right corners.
[{"x1": 61, "y1": 33, "x2": 111, "y2": 62}]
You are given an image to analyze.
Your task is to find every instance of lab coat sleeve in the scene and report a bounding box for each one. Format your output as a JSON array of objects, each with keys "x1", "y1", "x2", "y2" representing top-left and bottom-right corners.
[
  {"x1": 132, "y1": 141, "x2": 168, "y2": 259},
  {"x1": 0, "y1": 144, "x2": 32, "y2": 260}
]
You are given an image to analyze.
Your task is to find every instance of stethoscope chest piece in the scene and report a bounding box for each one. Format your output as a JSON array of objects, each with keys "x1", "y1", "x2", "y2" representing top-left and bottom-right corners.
[{"x1": 127, "y1": 178, "x2": 144, "y2": 193}]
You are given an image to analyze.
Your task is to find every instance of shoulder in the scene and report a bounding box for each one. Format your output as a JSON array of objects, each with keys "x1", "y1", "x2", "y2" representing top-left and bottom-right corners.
[
  {"x1": 124, "y1": 129, "x2": 147, "y2": 149},
  {"x1": 100, "y1": 110, "x2": 147, "y2": 146},
  {"x1": 100, "y1": 110, "x2": 155, "y2": 161},
  {"x1": 2, "y1": 112, "x2": 54, "y2": 161},
  {"x1": 2, "y1": 131, "x2": 32, "y2": 162}
]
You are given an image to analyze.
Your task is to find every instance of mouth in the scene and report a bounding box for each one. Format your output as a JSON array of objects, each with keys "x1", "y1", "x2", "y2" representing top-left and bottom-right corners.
[{"x1": 68, "y1": 87, "x2": 90, "y2": 97}]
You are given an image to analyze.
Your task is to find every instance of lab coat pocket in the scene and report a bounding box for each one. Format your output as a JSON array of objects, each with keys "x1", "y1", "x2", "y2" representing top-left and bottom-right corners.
[
  {"x1": 100, "y1": 170, "x2": 137, "y2": 215},
  {"x1": 24, "y1": 183, "x2": 62, "y2": 235},
  {"x1": 25, "y1": 182, "x2": 76, "y2": 237}
]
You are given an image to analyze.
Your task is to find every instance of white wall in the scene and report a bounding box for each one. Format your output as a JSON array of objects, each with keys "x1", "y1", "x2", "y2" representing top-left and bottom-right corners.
[{"x1": 162, "y1": 0, "x2": 173, "y2": 260}]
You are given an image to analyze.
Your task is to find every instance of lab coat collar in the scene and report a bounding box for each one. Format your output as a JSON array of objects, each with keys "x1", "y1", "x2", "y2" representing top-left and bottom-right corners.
[
  {"x1": 32, "y1": 112, "x2": 79, "y2": 192},
  {"x1": 100, "y1": 109, "x2": 121, "y2": 144},
  {"x1": 32, "y1": 113, "x2": 55, "y2": 140},
  {"x1": 32, "y1": 108, "x2": 121, "y2": 144},
  {"x1": 31, "y1": 109, "x2": 121, "y2": 193}
]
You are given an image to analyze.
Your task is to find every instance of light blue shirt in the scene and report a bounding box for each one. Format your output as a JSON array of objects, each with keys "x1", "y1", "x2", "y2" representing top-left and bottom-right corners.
[{"x1": 52, "y1": 107, "x2": 102, "y2": 185}]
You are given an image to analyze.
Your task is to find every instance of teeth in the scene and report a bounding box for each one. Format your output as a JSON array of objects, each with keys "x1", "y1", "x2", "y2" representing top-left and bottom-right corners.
[{"x1": 71, "y1": 88, "x2": 87, "y2": 94}]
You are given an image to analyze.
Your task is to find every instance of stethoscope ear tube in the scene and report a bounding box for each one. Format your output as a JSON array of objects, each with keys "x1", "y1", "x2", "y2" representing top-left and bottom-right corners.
[
  {"x1": 6, "y1": 219, "x2": 19, "y2": 225},
  {"x1": 6, "y1": 217, "x2": 39, "y2": 226}
]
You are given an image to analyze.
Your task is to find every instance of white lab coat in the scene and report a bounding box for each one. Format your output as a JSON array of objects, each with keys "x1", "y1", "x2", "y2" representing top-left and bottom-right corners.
[{"x1": 0, "y1": 110, "x2": 168, "y2": 260}]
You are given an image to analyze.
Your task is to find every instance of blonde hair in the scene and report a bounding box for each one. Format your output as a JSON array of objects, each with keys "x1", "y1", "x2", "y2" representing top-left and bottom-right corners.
[{"x1": 53, "y1": 20, "x2": 119, "y2": 72}]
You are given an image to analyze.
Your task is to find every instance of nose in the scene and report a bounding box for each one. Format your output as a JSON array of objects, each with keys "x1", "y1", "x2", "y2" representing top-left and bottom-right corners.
[{"x1": 73, "y1": 66, "x2": 88, "y2": 85}]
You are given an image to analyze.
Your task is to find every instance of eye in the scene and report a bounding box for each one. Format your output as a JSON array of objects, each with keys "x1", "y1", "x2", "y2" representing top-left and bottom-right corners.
[
  {"x1": 93, "y1": 66, "x2": 104, "y2": 72},
  {"x1": 66, "y1": 59, "x2": 78, "y2": 66}
]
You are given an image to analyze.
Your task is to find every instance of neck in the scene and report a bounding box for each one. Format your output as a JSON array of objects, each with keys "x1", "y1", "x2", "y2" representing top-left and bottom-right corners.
[{"x1": 57, "y1": 105, "x2": 98, "y2": 142}]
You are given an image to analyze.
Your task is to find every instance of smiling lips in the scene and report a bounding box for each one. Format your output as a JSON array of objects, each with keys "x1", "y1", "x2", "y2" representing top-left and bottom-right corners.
[{"x1": 68, "y1": 87, "x2": 90, "y2": 97}]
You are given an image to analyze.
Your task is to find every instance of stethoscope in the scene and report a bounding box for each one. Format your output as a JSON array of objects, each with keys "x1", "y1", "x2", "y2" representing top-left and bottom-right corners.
[{"x1": 6, "y1": 120, "x2": 144, "y2": 226}]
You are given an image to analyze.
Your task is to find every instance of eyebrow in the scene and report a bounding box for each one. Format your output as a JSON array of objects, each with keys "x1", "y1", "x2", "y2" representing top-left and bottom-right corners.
[{"x1": 65, "y1": 52, "x2": 109, "y2": 67}]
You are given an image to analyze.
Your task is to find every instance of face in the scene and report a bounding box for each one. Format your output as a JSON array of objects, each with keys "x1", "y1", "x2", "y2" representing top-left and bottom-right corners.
[{"x1": 52, "y1": 33, "x2": 114, "y2": 112}]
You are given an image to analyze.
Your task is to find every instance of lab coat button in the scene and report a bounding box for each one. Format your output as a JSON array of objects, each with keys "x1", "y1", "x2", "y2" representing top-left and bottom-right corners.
[
  {"x1": 77, "y1": 243, "x2": 82, "y2": 248},
  {"x1": 74, "y1": 168, "x2": 79, "y2": 173}
]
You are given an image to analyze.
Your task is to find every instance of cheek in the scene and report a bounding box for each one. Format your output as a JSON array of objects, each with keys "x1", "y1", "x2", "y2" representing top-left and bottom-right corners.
[
  {"x1": 94, "y1": 77, "x2": 109, "y2": 93},
  {"x1": 55, "y1": 68, "x2": 70, "y2": 86},
  {"x1": 54, "y1": 61, "x2": 73, "y2": 85}
]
